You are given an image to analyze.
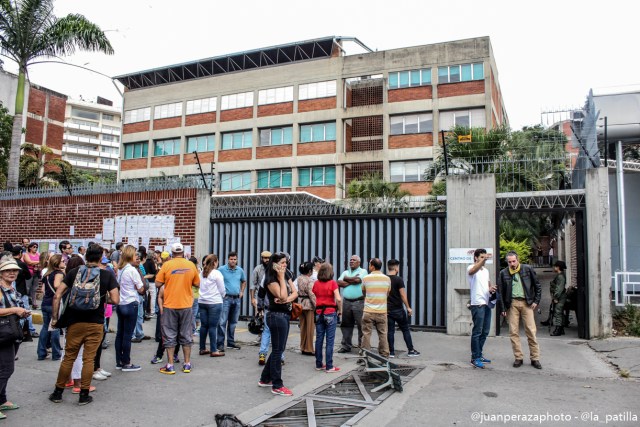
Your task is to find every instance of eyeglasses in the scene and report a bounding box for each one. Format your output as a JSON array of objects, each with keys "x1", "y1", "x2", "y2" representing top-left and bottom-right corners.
[{"x1": 66, "y1": 246, "x2": 73, "y2": 250}]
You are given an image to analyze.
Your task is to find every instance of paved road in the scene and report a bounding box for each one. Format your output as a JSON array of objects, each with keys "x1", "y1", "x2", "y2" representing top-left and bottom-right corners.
[{"x1": 5, "y1": 311, "x2": 640, "y2": 426}]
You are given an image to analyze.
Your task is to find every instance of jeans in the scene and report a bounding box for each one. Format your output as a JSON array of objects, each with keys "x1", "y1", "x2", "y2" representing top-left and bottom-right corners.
[
  {"x1": 387, "y1": 308, "x2": 414, "y2": 354},
  {"x1": 192, "y1": 297, "x2": 199, "y2": 334},
  {"x1": 133, "y1": 295, "x2": 145, "y2": 339},
  {"x1": 115, "y1": 302, "x2": 138, "y2": 365},
  {"x1": 259, "y1": 311, "x2": 290, "y2": 389},
  {"x1": 340, "y1": 299, "x2": 364, "y2": 350},
  {"x1": 37, "y1": 305, "x2": 61, "y2": 360},
  {"x1": 217, "y1": 296, "x2": 240, "y2": 349},
  {"x1": 259, "y1": 310, "x2": 271, "y2": 355},
  {"x1": 470, "y1": 305, "x2": 492, "y2": 360},
  {"x1": 0, "y1": 342, "x2": 18, "y2": 404},
  {"x1": 199, "y1": 303, "x2": 222, "y2": 351},
  {"x1": 20, "y1": 294, "x2": 36, "y2": 333},
  {"x1": 315, "y1": 312, "x2": 337, "y2": 370}
]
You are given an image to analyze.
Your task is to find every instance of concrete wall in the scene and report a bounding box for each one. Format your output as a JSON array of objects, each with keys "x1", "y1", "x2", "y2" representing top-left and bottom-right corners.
[
  {"x1": 446, "y1": 174, "x2": 496, "y2": 335},
  {"x1": 608, "y1": 171, "x2": 640, "y2": 272},
  {"x1": 586, "y1": 168, "x2": 612, "y2": 337}
]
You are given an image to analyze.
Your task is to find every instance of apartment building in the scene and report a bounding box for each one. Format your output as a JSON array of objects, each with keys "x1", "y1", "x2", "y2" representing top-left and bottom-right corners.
[
  {"x1": 62, "y1": 98, "x2": 121, "y2": 173},
  {"x1": 115, "y1": 36, "x2": 508, "y2": 198}
]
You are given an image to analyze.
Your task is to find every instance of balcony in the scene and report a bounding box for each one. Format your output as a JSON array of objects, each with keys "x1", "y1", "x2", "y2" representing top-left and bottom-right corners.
[
  {"x1": 63, "y1": 133, "x2": 101, "y2": 146},
  {"x1": 62, "y1": 146, "x2": 100, "y2": 157}
]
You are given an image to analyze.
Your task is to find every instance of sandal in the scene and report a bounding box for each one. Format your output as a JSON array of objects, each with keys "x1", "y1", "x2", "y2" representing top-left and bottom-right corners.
[{"x1": 0, "y1": 403, "x2": 19, "y2": 411}]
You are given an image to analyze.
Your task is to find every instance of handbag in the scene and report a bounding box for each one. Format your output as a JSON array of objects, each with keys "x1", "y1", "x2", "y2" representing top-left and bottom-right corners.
[
  {"x1": 290, "y1": 302, "x2": 303, "y2": 321},
  {"x1": 0, "y1": 288, "x2": 24, "y2": 346}
]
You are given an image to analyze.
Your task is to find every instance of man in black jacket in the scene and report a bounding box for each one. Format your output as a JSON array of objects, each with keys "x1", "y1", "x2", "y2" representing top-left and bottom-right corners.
[{"x1": 498, "y1": 251, "x2": 542, "y2": 369}]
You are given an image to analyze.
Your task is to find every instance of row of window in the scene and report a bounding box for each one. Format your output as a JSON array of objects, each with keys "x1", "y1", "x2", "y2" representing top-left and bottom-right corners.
[
  {"x1": 219, "y1": 166, "x2": 336, "y2": 191},
  {"x1": 123, "y1": 109, "x2": 484, "y2": 159},
  {"x1": 123, "y1": 63, "x2": 485, "y2": 124},
  {"x1": 70, "y1": 108, "x2": 117, "y2": 122}
]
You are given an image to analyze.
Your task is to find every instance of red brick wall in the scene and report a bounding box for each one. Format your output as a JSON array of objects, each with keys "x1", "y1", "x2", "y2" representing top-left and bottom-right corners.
[
  {"x1": 256, "y1": 188, "x2": 291, "y2": 194},
  {"x1": 490, "y1": 70, "x2": 503, "y2": 125},
  {"x1": 437, "y1": 81, "x2": 485, "y2": 98},
  {"x1": 297, "y1": 141, "x2": 336, "y2": 156},
  {"x1": 28, "y1": 88, "x2": 46, "y2": 116},
  {"x1": 183, "y1": 151, "x2": 215, "y2": 165},
  {"x1": 389, "y1": 133, "x2": 433, "y2": 149},
  {"x1": 298, "y1": 97, "x2": 336, "y2": 112},
  {"x1": 48, "y1": 95, "x2": 66, "y2": 122},
  {"x1": 150, "y1": 155, "x2": 180, "y2": 168},
  {"x1": 46, "y1": 124, "x2": 64, "y2": 150},
  {"x1": 25, "y1": 117, "x2": 44, "y2": 145},
  {"x1": 218, "y1": 190, "x2": 251, "y2": 195},
  {"x1": 345, "y1": 123, "x2": 352, "y2": 152},
  {"x1": 256, "y1": 145, "x2": 292, "y2": 159},
  {"x1": 120, "y1": 158, "x2": 148, "y2": 171},
  {"x1": 296, "y1": 186, "x2": 335, "y2": 199},
  {"x1": 185, "y1": 112, "x2": 216, "y2": 126},
  {"x1": 153, "y1": 117, "x2": 182, "y2": 130},
  {"x1": 399, "y1": 182, "x2": 433, "y2": 196},
  {"x1": 257, "y1": 102, "x2": 293, "y2": 117},
  {"x1": 0, "y1": 189, "x2": 199, "y2": 253},
  {"x1": 123, "y1": 122, "x2": 150, "y2": 134},
  {"x1": 218, "y1": 149, "x2": 252, "y2": 162},
  {"x1": 388, "y1": 86, "x2": 432, "y2": 103},
  {"x1": 220, "y1": 107, "x2": 253, "y2": 122}
]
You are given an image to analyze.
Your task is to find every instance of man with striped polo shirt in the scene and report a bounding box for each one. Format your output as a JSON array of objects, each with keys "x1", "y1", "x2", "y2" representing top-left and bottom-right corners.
[{"x1": 360, "y1": 258, "x2": 391, "y2": 358}]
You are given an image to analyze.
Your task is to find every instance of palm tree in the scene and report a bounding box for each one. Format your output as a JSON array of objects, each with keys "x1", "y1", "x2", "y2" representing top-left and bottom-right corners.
[
  {"x1": 0, "y1": 0, "x2": 114, "y2": 189},
  {"x1": 19, "y1": 142, "x2": 73, "y2": 187}
]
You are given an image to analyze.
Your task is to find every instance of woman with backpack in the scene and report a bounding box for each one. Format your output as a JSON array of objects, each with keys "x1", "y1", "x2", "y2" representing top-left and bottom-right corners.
[
  {"x1": 37, "y1": 255, "x2": 65, "y2": 361},
  {"x1": 115, "y1": 246, "x2": 145, "y2": 372}
]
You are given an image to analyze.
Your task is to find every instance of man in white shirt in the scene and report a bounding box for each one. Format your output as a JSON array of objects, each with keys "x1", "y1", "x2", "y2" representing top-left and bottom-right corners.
[{"x1": 467, "y1": 248, "x2": 496, "y2": 369}]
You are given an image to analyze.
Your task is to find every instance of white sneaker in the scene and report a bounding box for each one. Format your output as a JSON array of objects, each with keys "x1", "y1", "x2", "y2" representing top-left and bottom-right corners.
[
  {"x1": 98, "y1": 368, "x2": 112, "y2": 377},
  {"x1": 93, "y1": 372, "x2": 108, "y2": 381}
]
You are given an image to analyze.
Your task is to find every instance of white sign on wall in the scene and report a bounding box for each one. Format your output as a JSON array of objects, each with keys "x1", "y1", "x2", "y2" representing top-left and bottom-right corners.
[{"x1": 448, "y1": 248, "x2": 494, "y2": 264}]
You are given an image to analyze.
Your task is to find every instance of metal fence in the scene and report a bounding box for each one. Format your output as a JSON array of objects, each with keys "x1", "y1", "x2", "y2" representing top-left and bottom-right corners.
[
  {"x1": 211, "y1": 214, "x2": 447, "y2": 329},
  {"x1": 0, "y1": 176, "x2": 206, "y2": 200}
]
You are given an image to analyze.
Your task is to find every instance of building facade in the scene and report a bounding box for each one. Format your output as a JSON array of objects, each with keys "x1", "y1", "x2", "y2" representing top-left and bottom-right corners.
[
  {"x1": 62, "y1": 98, "x2": 121, "y2": 173},
  {"x1": 116, "y1": 36, "x2": 508, "y2": 198}
]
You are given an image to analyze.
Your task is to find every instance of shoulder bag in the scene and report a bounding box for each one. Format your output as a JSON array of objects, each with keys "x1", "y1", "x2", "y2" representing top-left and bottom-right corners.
[{"x1": 0, "y1": 288, "x2": 24, "y2": 346}]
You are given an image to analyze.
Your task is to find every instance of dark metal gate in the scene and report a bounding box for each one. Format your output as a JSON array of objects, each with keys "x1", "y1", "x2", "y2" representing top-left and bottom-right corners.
[{"x1": 210, "y1": 194, "x2": 447, "y2": 329}]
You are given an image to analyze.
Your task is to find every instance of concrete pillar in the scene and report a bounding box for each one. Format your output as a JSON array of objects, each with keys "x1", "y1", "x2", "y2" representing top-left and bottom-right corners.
[
  {"x1": 585, "y1": 168, "x2": 612, "y2": 338},
  {"x1": 446, "y1": 174, "x2": 496, "y2": 335},
  {"x1": 195, "y1": 188, "x2": 211, "y2": 260}
]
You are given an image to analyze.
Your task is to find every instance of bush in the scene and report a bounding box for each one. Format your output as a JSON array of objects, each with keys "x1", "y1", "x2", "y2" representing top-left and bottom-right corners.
[
  {"x1": 613, "y1": 304, "x2": 640, "y2": 336},
  {"x1": 499, "y1": 235, "x2": 532, "y2": 268}
]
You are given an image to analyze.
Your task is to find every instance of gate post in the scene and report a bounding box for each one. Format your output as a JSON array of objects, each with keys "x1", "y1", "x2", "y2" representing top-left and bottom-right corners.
[
  {"x1": 585, "y1": 168, "x2": 612, "y2": 338},
  {"x1": 446, "y1": 174, "x2": 496, "y2": 335},
  {"x1": 195, "y1": 189, "x2": 212, "y2": 260}
]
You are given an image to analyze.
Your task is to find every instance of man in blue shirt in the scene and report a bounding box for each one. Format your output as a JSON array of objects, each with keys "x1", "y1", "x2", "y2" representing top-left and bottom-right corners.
[
  {"x1": 217, "y1": 251, "x2": 246, "y2": 351},
  {"x1": 337, "y1": 255, "x2": 367, "y2": 353}
]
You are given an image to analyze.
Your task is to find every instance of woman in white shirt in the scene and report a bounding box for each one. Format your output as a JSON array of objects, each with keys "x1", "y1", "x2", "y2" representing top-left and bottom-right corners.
[
  {"x1": 115, "y1": 245, "x2": 145, "y2": 371},
  {"x1": 198, "y1": 254, "x2": 226, "y2": 357}
]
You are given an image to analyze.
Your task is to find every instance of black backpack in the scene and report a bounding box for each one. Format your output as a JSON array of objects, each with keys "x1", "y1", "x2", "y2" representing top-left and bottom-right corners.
[{"x1": 68, "y1": 266, "x2": 101, "y2": 311}]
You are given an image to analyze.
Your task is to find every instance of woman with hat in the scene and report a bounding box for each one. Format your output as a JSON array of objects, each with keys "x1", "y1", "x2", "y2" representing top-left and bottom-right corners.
[{"x1": 0, "y1": 259, "x2": 31, "y2": 420}]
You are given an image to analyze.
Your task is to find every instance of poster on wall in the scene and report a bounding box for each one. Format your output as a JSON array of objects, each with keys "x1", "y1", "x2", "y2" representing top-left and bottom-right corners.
[
  {"x1": 126, "y1": 215, "x2": 139, "y2": 236},
  {"x1": 149, "y1": 215, "x2": 162, "y2": 238},
  {"x1": 138, "y1": 215, "x2": 150, "y2": 238},
  {"x1": 161, "y1": 215, "x2": 175, "y2": 238},
  {"x1": 448, "y1": 248, "x2": 494, "y2": 264},
  {"x1": 114, "y1": 216, "x2": 126, "y2": 243},
  {"x1": 102, "y1": 219, "x2": 115, "y2": 241}
]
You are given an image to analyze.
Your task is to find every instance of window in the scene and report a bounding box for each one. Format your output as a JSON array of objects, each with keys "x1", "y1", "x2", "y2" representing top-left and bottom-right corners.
[
  {"x1": 102, "y1": 134, "x2": 119, "y2": 142},
  {"x1": 123, "y1": 142, "x2": 148, "y2": 159},
  {"x1": 257, "y1": 169, "x2": 292, "y2": 189},
  {"x1": 300, "y1": 122, "x2": 336, "y2": 143},
  {"x1": 219, "y1": 172, "x2": 251, "y2": 191},
  {"x1": 187, "y1": 134, "x2": 215, "y2": 153},
  {"x1": 100, "y1": 146, "x2": 119, "y2": 154},
  {"x1": 221, "y1": 130, "x2": 252, "y2": 150},
  {"x1": 103, "y1": 125, "x2": 120, "y2": 131},
  {"x1": 439, "y1": 109, "x2": 486, "y2": 130},
  {"x1": 100, "y1": 158, "x2": 113, "y2": 165},
  {"x1": 124, "y1": 107, "x2": 151, "y2": 124},
  {"x1": 154, "y1": 102, "x2": 183, "y2": 120},
  {"x1": 186, "y1": 97, "x2": 217, "y2": 115},
  {"x1": 388, "y1": 69, "x2": 431, "y2": 89},
  {"x1": 221, "y1": 92, "x2": 254, "y2": 110},
  {"x1": 154, "y1": 138, "x2": 181, "y2": 156},
  {"x1": 390, "y1": 113, "x2": 433, "y2": 135},
  {"x1": 258, "y1": 86, "x2": 293, "y2": 105},
  {"x1": 102, "y1": 113, "x2": 114, "y2": 121},
  {"x1": 438, "y1": 63, "x2": 484, "y2": 83},
  {"x1": 390, "y1": 160, "x2": 432, "y2": 183},
  {"x1": 259, "y1": 126, "x2": 293, "y2": 146},
  {"x1": 71, "y1": 108, "x2": 99, "y2": 121},
  {"x1": 299, "y1": 80, "x2": 337, "y2": 100},
  {"x1": 298, "y1": 166, "x2": 336, "y2": 187}
]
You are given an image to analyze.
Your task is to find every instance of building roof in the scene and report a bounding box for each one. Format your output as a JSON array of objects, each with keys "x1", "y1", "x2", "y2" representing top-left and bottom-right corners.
[{"x1": 114, "y1": 36, "x2": 371, "y2": 91}]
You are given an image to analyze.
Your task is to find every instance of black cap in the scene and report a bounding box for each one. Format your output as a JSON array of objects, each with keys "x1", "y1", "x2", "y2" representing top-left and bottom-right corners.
[{"x1": 312, "y1": 256, "x2": 325, "y2": 264}]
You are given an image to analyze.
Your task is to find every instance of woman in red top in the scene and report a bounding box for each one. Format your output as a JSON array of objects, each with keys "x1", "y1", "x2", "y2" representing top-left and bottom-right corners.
[
  {"x1": 22, "y1": 242, "x2": 40, "y2": 309},
  {"x1": 312, "y1": 263, "x2": 342, "y2": 373}
]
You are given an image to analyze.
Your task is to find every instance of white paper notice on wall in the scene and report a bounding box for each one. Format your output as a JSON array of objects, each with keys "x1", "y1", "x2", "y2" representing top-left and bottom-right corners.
[
  {"x1": 448, "y1": 248, "x2": 494, "y2": 264},
  {"x1": 184, "y1": 245, "x2": 192, "y2": 258},
  {"x1": 126, "y1": 215, "x2": 139, "y2": 236},
  {"x1": 114, "y1": 216, "x2": 127, "y2": 243},
  {"x1": 69, "y1": 226, "x2": 75, "y2": 236},
  {"x1": 161, "y1": 215, "x2": 175, "y2": 238},
  {"x1": 138, "y1": 216, "x2": 150, "y2": 238},
  {"x1": 141, "y1": 237, "x2": 150, "y2": 249},
  {"x1": 166, "y1": 237, "x2": 180, "y2": 246},
  {"x1": 102, "y1": 218, "x2": 114, "y2": 241},
  {"x1": 149, "y1": 215, "x2": 162, "y2": 238}
]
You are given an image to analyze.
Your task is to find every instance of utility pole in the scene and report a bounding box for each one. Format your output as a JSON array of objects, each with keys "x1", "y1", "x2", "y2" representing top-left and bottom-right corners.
[{"x1": 441, "y1": 130, "x2": 449, "y2": 176}]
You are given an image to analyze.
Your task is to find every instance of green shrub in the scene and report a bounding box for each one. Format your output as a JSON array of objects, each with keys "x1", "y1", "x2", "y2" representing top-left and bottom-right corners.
[
  {"x1": 499, "y1": 235, "x2": 532, "y2": 268},
  {"x1": 613, "y1": 304, "x2": 640, "y2": 336}
]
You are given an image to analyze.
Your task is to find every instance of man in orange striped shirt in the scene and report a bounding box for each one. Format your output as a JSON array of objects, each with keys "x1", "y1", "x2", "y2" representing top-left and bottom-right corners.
[{"x1": 360, "y1": 258, "x2": 391, "y2": 358}]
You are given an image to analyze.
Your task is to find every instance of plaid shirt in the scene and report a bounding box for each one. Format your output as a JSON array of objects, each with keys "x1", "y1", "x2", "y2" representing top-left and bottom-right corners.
[{"x1": 0, "y1": 285, "x2": 24, "y2": 309}]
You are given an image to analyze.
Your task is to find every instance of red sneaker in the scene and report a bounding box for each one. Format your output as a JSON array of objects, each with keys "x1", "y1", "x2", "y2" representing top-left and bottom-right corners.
[
  {"x1": 325, "y1": 367, "x2": 341, "y2": 373},
  {"x1": 271, "y1": 386, "x2": 293, "y2": 396}
]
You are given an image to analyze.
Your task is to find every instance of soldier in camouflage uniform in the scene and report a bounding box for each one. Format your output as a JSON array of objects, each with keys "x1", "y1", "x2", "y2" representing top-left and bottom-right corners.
[{"x1": 549, "y1": 260, "x2": 567, "y2": 336}]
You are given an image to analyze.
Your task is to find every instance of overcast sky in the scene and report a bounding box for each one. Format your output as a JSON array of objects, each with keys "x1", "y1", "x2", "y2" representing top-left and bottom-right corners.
[{"x1": 4, "y1": 0, "x2": 636, "y2": 130}]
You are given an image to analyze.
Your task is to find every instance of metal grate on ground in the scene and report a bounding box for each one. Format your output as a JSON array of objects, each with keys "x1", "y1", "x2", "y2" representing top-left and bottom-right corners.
[{"x1": 247, "y1": 364, "x2": 424, "y2": 427}]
